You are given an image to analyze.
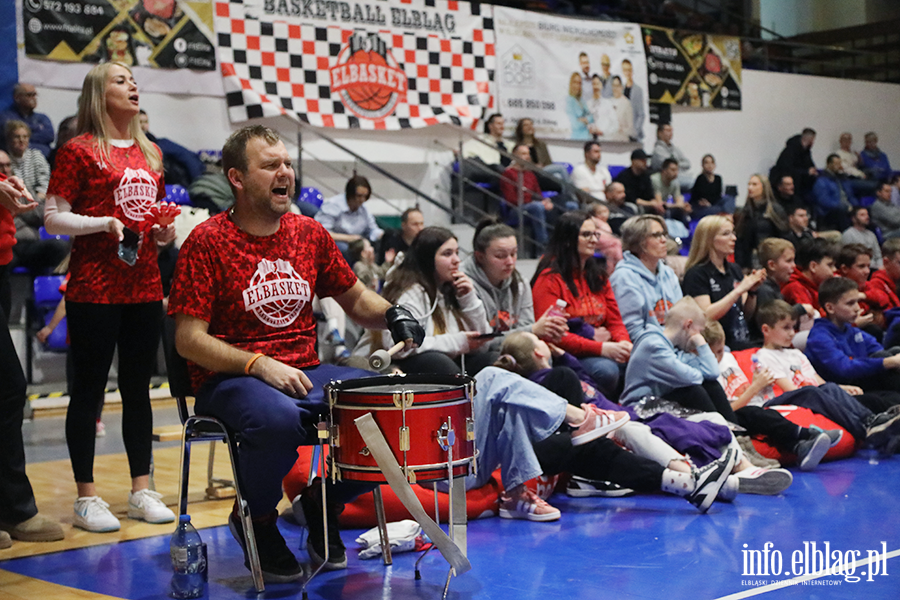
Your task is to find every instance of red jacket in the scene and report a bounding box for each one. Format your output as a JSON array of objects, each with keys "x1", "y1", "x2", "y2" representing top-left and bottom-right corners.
[
  {"x1": 500, "y1": 168, "x2": 541, "y2": 206},
  {"x1": 532, "y1": 267, "x2": 630, "y2": 357},
  {"x1": 780, "y1": 268, "x2": 823, "y2": 315},
  {"x1": 866, "y1": 270, "x2": 900, "y2": 311},
  {"x1": 0, "y1": 173, "x2": 15, "y2": 266}
]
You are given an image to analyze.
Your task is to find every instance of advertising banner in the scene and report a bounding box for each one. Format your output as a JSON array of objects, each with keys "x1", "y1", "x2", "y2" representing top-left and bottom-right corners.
[
  {"x1": 216, "y1": 0, "x2": 495, "y2": 129},
  {"x1": 642, "y1": 26, "x2": 742, "y2": 110},
  {"x1": 22, "y1": 0, "x2": 217, "y2": 70},
  {"x1": 494, "y1": 6, "x2": 648, "y2": 142}
]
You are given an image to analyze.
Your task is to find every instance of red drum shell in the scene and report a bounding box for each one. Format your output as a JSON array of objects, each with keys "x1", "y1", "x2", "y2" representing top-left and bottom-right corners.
[{"x1": 327, "y1": 374, "x2": 475, "y2": 483}]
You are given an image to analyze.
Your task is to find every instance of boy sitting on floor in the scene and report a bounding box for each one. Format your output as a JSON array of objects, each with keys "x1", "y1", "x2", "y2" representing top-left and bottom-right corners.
[
  {"x1": 621, "y1": 297, "x2": 832, "y2": 472},
  {"x1": 756, "y1": 237, "x2": 818, "y2": 348},
  {"x1": 805, "y1": 277, "x2": 900, "y2": 399},
  {"x1": 836, "y1": 243, "x2": 883, "y2": 335},
  {"x1": 780, "y1": 238, "x2": 836, "y2": 316},
  {"x1": 867, "y1": 238, "x2": 900, "y2": 312},
  {"x1": 752, "y1": 299, "x2": 900, "y2": 454}
]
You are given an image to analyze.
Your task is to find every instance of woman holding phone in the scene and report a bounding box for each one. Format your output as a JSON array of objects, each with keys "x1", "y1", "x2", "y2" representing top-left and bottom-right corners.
[
  {"x1": 354, "y1": 226, "x2": 492, "y2": 374},
  {"x1": 44, "y1": 62, "x2": 176, "y2": 533}
]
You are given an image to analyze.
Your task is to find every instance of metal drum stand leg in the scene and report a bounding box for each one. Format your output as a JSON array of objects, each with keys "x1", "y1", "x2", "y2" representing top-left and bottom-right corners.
[{"x1": 301, "y1": 421, "x2": 331, "y2": 600}]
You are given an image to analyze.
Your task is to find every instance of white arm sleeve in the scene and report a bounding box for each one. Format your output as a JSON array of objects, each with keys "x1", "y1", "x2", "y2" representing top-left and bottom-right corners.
[{"x1": 44, "y1": 195, "x2": 114, "y2": 236}]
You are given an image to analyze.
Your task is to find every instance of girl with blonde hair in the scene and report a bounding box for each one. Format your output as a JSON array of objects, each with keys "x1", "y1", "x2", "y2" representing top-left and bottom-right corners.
[{"x1": 44, "y1": 62, "x2": 176, "y2": 532}]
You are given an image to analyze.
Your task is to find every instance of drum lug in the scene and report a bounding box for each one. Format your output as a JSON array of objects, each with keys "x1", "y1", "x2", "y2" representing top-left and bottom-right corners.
[
  {"x1": 407, "y1": 469, "x2": 416, "y2": 484},
  {"x1": 399, "y1": 426, "x2": 410, "y2": 451},
  {"x1": 331, "y1": 425, "x2": 340, "y2": 447},
  {"x1": 392, "y1": 390, "x2": 415, "y2": 408},
  {"x1": 327, "y1": 386, "x2": 338, "y2": 406},
  {"x1": 437, "y1": 420, "x2": 455, "y2": 451},
  {"x1": 465, "y1": 418, "x2": 475, "y2": 442}
]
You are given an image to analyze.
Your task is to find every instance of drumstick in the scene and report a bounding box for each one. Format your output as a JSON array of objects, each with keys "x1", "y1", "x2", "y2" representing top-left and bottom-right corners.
[{"x1": 368, "y1": 341, "x2": 406, "y2": 371}]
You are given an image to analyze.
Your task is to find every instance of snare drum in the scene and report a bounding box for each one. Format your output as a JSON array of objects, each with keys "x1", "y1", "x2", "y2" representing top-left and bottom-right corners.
[{"x1": 326, "y1": 373, "x2": 476, "y2": 484}]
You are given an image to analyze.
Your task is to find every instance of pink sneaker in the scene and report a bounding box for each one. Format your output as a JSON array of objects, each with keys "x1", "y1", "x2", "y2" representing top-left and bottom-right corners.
[
  {"x1": 571, "y1": 406, "x2": 629, "y2": 446},
  {"x1": 499, "y1": 485, "x2": 561, "y2": 522},
  {"x1": 95, "y1": 420, "x2": 106, "y2": 438}
]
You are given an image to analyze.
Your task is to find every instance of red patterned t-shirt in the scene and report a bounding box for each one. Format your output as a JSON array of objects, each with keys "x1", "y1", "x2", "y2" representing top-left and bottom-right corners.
[
  {"x1": 167, "y1": 211, "x2": 358, "y2": 391},
  {"x1": 46, "y1": 134, "x2": 164, "y2": 304}
]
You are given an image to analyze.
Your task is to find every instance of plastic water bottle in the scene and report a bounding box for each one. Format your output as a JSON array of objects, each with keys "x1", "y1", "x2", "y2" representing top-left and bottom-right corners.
[
  {"x1": 170, "y1": 514, "x2": 206, "y2": 599},
  {"x1": 549, "y1": 299, "x2": 567, "y2": 318},
  {"x1": 751, "y1": 354, "x2": 761, "y2": 373}
]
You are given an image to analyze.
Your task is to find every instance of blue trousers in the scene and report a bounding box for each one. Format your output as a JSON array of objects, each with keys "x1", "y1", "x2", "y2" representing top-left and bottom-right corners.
[{"x1": 196, "y1": 364, "x2": 377, "y2": 516}]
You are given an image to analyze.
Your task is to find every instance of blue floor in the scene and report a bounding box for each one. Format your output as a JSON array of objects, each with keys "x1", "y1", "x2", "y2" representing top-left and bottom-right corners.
[{"x1": 3, "y1": 455, "x2": 899, "y2": 600}]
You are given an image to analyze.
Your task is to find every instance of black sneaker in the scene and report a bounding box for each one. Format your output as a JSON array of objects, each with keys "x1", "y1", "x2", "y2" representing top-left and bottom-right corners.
[
  {"x1": 866, "y1": 409, "x2": 900, "y2": 450},
  {"x1": 298, "y1": 481, "x2": 347, "y2": 571},
  {"x1": 686, "y1": 448, "x2": 736, "y2": 513},
  {"x1": 228, "y1": 511, "x2": 304, "y2": 583},
  {"x1": 566, "y1": 476, "x2": 636, "y2": 498},
  {"x1": 794, "y1": 432, "x2": 831, "y2": 471}
]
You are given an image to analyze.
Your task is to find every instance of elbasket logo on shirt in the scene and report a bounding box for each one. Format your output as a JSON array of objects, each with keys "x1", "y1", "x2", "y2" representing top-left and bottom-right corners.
[
  {"x1": 114, "y1": 168, "x2": 157, "y2": 221},
  {"x1": 242, "y1": 258, "x2": 312, "y2": 328}
]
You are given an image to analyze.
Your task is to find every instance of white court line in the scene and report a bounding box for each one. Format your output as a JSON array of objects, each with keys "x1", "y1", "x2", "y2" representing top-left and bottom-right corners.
[{"x1": 712, "y1": 548, "x2": 900, "y2": 600}]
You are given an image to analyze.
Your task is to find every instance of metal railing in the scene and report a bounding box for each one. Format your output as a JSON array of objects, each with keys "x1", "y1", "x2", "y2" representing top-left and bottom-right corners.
[{"x1": 295, "y1": 122, "x2": 477, "y2": 227}]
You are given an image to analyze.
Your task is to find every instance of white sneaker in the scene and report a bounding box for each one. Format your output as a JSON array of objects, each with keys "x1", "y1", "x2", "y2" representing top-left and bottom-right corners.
[
  {"x1": 74, "y1": 496, "x2": 121, "y2": 532},
  {"x1": 127, "y1": 489, "x2": 176, "y2": 524}
]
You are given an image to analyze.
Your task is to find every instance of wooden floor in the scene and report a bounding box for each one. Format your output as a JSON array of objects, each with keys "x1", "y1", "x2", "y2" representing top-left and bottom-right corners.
[{"x1": 0, "y1": 402, "x2": 276, "y2": 599}]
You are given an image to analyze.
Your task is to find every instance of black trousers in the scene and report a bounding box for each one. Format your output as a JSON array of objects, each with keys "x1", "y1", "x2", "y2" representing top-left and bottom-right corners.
[
  {"x1": 533, "y1": 366, "x2": 664, "y2": 491},
  {"x1": 66, "y1": 301, "x2": 161, "y2": 483},
  {"x1": 0, "y1": 302, "x2": 38, "y2": 525},
  {"x1": 667, "y1": 381, "x2": 805, "y2": 452}
]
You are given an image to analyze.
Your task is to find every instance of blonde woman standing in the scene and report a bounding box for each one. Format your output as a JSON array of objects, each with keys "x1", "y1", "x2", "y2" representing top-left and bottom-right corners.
[{"x1": 45, "y1": 62, "x2": 176, "y2": 532}]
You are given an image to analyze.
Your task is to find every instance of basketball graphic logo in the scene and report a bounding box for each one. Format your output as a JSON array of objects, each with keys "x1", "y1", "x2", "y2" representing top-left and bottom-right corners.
[
  {"x1": 114, "y1": 168, "x2": 157, "y2": 221},
  {"x1": 329, "y1": 32, "x2": 407, "y2": 120},
  {"x1": 242, "y1": 258, "x2": 311, "y2": 328}
]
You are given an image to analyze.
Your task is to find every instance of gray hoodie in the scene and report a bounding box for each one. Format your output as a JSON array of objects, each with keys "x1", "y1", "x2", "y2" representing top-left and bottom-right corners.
[{"x1": 461, "y1": 255, "x2": 536, "y2": 351}]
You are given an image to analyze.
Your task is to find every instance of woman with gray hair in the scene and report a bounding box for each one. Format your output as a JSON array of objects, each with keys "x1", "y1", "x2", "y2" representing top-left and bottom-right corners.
[{"x1": 609, "y1": 214, "x2": 683, "y2": 339}]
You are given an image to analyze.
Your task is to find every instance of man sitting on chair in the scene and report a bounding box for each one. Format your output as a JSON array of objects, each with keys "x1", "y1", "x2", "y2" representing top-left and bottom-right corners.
[{"x1": 168, "y1": 125, "x2": 424, "y2": 582}]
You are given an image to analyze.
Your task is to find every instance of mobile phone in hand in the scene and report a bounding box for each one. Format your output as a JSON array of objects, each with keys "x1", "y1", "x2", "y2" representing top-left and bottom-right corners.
[{"x1": 117, "y1": 227, "x2": 141, "y2": 266}]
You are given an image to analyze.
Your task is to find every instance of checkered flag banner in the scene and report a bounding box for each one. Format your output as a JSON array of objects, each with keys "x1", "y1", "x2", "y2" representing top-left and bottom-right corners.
[{"x1": 215, "y1": 0, "x2": 495, "y2": 129}]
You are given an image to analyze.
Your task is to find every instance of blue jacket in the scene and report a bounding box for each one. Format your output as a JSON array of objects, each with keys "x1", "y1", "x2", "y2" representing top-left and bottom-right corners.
[
  {"x1": 859, "y1": 149, "x2": 891, "y2": 182},
  {"x1": 812, "y1": 172, "x2": 856, "y2": 215},
  {"x1": 804, "y1": 318, "x2": 886, "y2": 382},
  {"x1": 610, "y1": 251, "x2": 682, "y2": 340},
  {"x1": 619, "y1": 328, "x2": 719, "y2": 405}
]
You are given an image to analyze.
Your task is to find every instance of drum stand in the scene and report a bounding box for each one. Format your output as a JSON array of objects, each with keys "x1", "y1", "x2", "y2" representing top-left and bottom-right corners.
[
  {"x1": 414, "y1": 416, "x2": 468, "y2": 600},
  {"x1": 300, "y1": 422, "x2": 399, "y2": 600}
]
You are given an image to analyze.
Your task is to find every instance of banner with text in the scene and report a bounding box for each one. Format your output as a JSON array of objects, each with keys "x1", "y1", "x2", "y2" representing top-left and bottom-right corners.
[
  {"x1": 216, "y1": 0, "x2": 495, "y2": 129},
  {"x1": 23, "y1": 0, "x2": 217, "y2": 70},
  {"x1": 642, "y1": 26, "x2": 742, "y2": 110},
  {"x1": 494, "y1": 6, "x2": 647, "y2": 142}
]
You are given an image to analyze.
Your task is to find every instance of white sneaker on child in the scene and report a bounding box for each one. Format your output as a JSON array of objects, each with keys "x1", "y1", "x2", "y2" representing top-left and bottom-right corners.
[
  {"x1": 74, "y1": 496, "x2": 121, "y2": 532},
  {"x1": 127, "y1": 489, "x2": 176, "y2": 524}
]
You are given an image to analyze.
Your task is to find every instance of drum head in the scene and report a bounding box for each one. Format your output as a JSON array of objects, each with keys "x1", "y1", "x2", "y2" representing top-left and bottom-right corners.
[{"x1": 324, "y1": 372, "x2": 473, "y2": 393}]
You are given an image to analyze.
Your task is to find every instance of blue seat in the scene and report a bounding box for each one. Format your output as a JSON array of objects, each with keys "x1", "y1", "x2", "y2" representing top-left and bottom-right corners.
[
  {"x1": 165, "y1": 184, "x2": 192, "y2": 206},
  {"x1": 39, "y1": 226, "x2": 69, "y2": 242},
  {"x1": 608, "y1": 165, "x2": 626, "y2": 179},
  {"x1": 299, "y1": 187, "x2": 324, "y2": 208},
  {"x1": 34, "y1": 275, "x2": 65, "y2": 307}
]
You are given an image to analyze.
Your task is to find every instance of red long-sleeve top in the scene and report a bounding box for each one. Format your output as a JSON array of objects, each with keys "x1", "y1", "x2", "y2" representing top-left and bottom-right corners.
[
  {"x1": 532, "y1": 267, "x2": 630, "y2": 356},
  {"x1": 0, "y1": 173, "x2": 16, "y2": 266}
]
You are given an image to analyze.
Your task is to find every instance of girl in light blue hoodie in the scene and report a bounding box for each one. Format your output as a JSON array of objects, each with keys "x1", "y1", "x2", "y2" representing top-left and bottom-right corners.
[{"x1": 609, "y1": 215, "x2": 682, "y2": 339}]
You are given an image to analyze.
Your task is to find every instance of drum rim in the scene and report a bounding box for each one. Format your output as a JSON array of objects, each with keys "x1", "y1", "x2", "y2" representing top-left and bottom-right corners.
[{"x1": 324, "y1": 372, "x2": 474, "y2": 392}]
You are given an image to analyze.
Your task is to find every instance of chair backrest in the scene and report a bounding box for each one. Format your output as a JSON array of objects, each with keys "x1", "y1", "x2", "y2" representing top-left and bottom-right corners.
[
  {"x1": 33, "y1": 275, "x2": 65, "y2": 307},
  {"x1": 162, "y1": 316, "x2": 194, "y2": 424},
  {"x1": 38, "y1": 226, "x2": 69, "y2": 242},
  {"x1": 164, "y1": 184, "x2": 192, "y2": 206},
  {"x1": 299, "y1": 186, "x2": 324, "y2": 208}
]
